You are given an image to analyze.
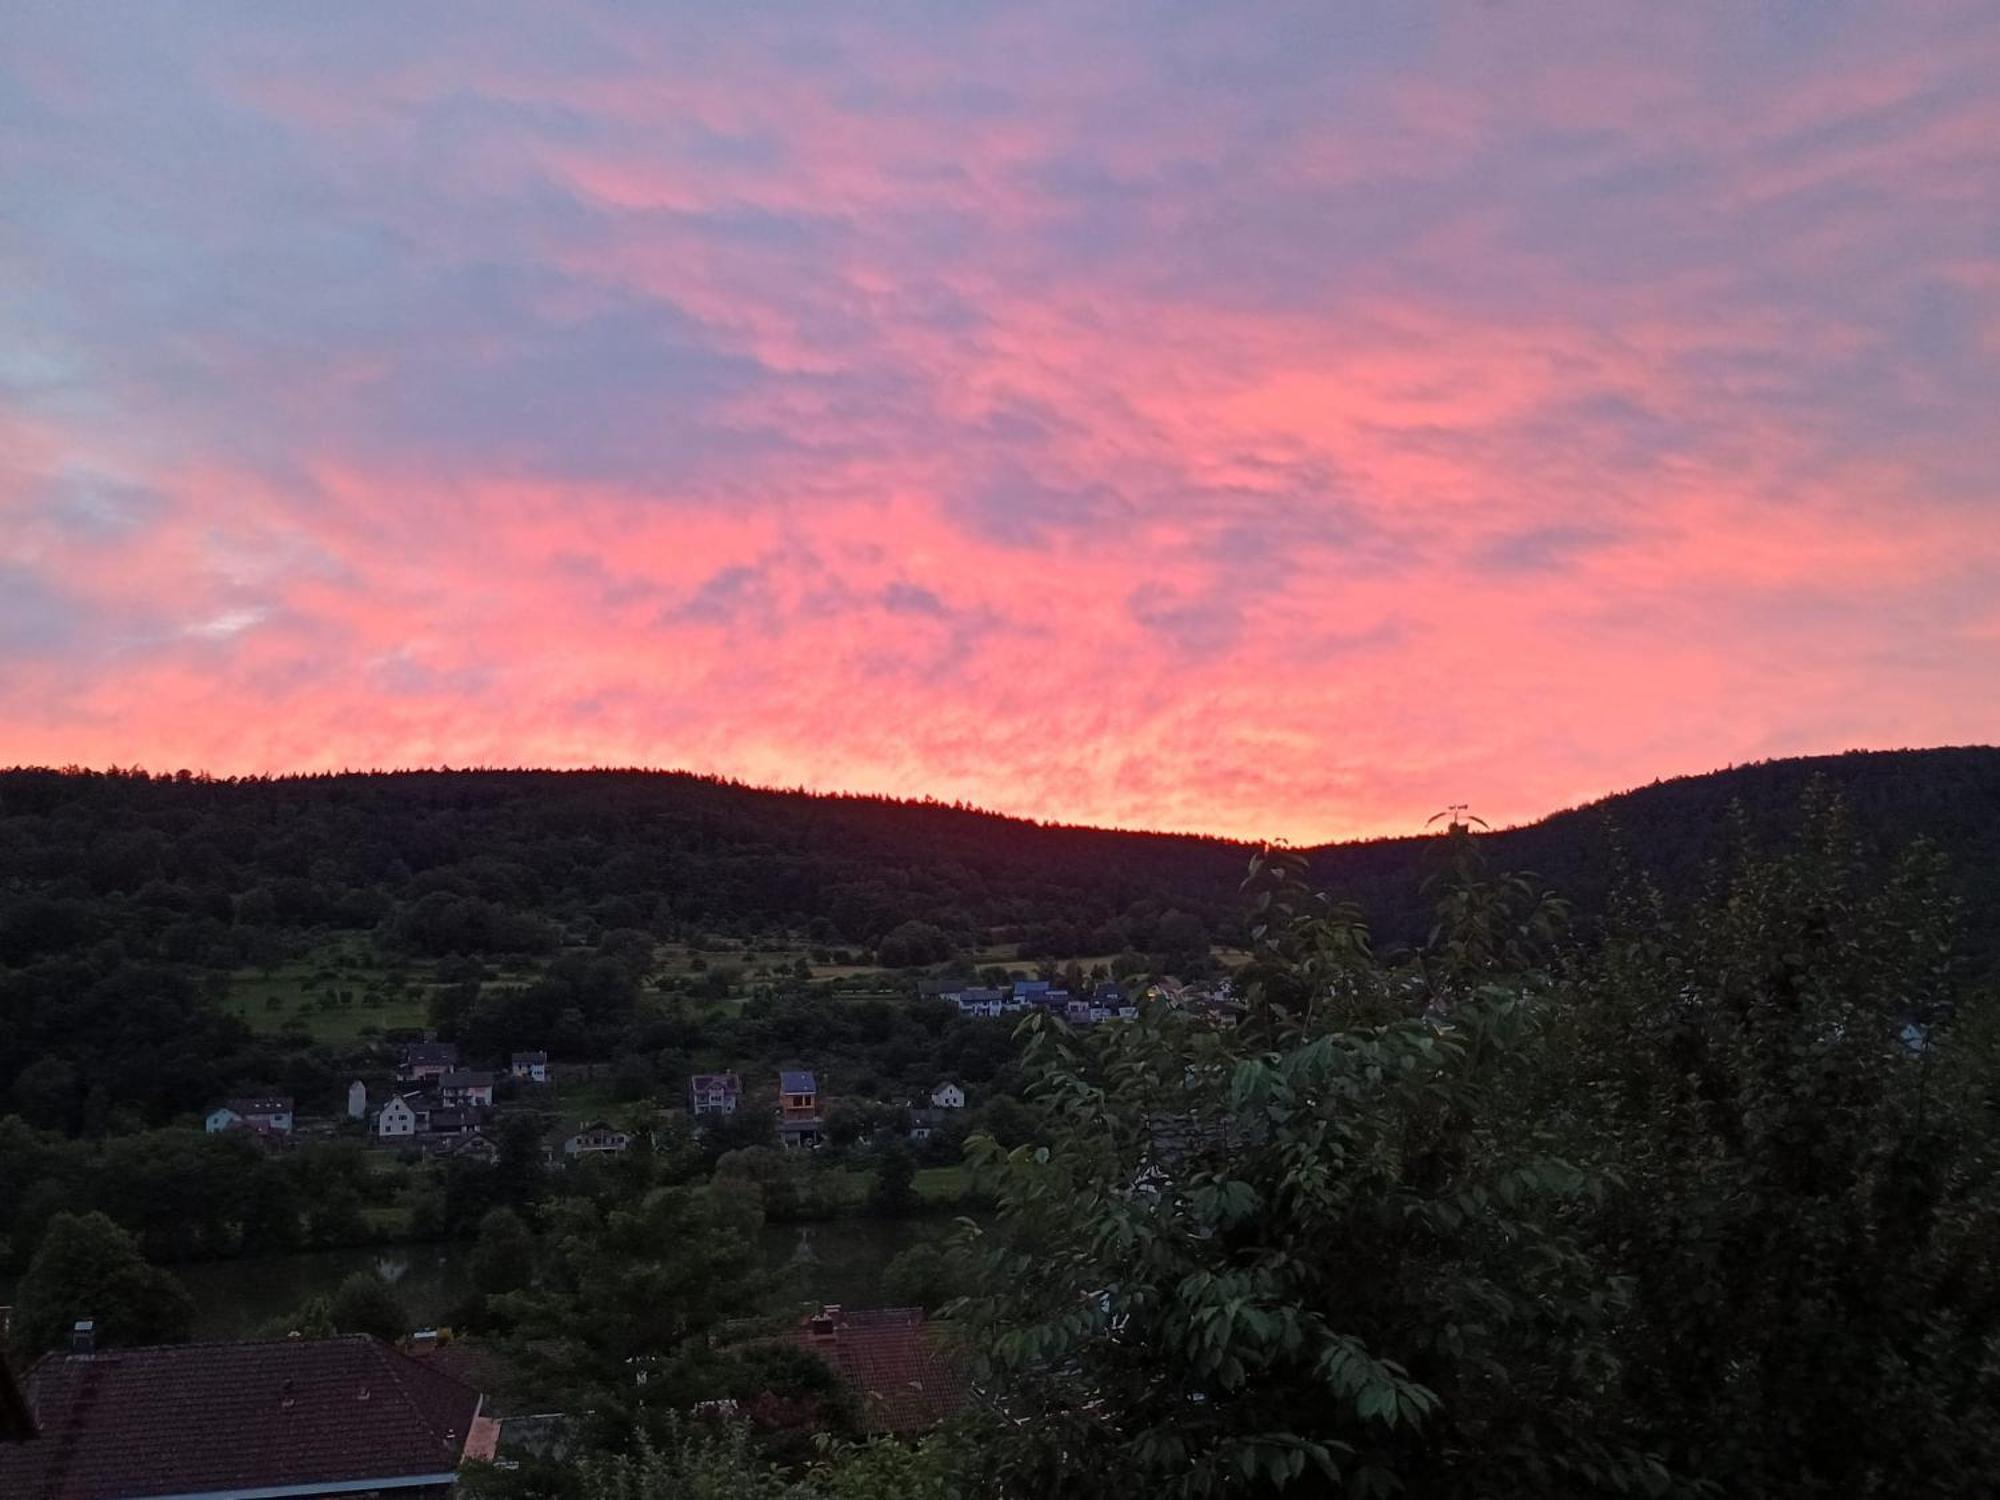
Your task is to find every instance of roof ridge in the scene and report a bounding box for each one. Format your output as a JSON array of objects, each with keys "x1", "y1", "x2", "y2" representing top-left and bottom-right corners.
[{"x1": 366, "y1": 1340, "x2": 479, "y2": 1453}]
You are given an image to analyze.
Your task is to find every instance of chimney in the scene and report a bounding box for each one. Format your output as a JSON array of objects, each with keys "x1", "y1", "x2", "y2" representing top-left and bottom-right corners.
[
  {"x1": 806, "y1": 1304, "x2": 843, "y2": 1346},
  {"x1": 70, "y1": 1319, "x2": 95, "y2": 1355}
]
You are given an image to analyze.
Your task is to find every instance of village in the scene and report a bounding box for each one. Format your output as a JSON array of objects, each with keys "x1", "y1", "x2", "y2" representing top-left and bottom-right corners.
[{"x1": 197, "y1": 976, "x2": 1246, "y2": 1168}]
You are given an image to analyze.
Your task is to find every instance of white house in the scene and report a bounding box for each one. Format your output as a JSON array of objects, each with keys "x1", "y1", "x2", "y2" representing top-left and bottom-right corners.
[
  {"x1": 690, "y1": 1072, "x2": 741, "y2": 1115},
  {"x1": 376, "y1": 1093, "x2": 424, "y2": 1139},
  {"x1": 346, "y1": 1080, "x2": 367, "y2": 1120},
  {"x1": 205, "y1": 1097, "x2": 293, "y2": 1135},
  {"x1": 931, "y1": 1082, "x2": 966, "y2": 1110},
  {"x1": 954, "y1": 988, "x2": 1005, "y2": 1019},
  {"x1": 510, "y1": 1051, "x2": 550, "y2": 1084},
  {"x1": 562, "y1": 1121, "x2": 632, "y2": 1158},
  {"x1": 437, "y1": 1070, "x2": 494, "y2": 1109}
]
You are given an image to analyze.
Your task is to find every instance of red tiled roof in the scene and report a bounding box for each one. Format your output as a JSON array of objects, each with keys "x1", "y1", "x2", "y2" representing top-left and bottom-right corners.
[
  {"x1": 787, "y1": 1307, "x2": 968, "y2": 1436},
  {"x1": 0, "y1": 1336, "x2": 483, "y2": 1500}
]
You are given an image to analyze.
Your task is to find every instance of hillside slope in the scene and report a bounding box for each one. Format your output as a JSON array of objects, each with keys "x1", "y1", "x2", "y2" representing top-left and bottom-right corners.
[
  {"x1": 2, "y1": 746, "x2": 1995, "y2": 961},
  {"x1": 1306, "y1": 746, "x2": 2000, "y2": 956}
]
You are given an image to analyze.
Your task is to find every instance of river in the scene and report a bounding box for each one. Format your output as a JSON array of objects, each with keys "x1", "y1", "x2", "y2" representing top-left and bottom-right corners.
[{"x1": 165, "y1": 1216, "x2": 954, "y2": 1340}]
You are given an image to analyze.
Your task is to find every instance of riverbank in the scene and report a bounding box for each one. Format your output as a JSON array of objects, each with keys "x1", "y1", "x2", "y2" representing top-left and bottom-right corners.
[{"x1": 152, "y1": 1212, "x2": 968, "y2": 1340}]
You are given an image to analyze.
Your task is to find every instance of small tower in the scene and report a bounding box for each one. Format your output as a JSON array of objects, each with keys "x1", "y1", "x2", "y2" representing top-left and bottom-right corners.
[{"x1": 347, "y1": 1079, "x2": 367, "y2": 1120}]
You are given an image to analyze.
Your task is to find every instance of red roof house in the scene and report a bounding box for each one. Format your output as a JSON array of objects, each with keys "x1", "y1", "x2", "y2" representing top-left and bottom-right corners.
[
  {"x1": 0, "y1": 1333, "x2": 494, "y2": 1500},
  {"x1": 788, "y1": 1305, "x2": 968, "y2": 1436}
]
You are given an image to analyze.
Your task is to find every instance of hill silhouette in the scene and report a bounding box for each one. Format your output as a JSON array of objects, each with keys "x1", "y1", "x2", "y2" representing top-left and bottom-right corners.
[{"x1": 3, "y1": 746, "x2": 1995, "y2": 962}]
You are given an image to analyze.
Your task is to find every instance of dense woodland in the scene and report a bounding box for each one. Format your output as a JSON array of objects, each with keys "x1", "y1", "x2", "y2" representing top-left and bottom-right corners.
[
  {"x1": 6, "y1": 753, "x2": 2000, "y2": 1494},
  {"x1": 1, "y1": 748, "x2": 1997, "y2": 1138}
]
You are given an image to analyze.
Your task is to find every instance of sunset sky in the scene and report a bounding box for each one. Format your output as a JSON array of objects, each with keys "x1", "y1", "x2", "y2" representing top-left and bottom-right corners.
[{"x1": 3, "y1": 3, "x2": 1997, "y2": 842}]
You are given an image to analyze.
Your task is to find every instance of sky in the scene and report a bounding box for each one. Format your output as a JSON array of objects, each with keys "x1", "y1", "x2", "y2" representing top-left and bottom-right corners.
[{"x1": 2, "y1": 3, "x2": 1997, "y2": 842}]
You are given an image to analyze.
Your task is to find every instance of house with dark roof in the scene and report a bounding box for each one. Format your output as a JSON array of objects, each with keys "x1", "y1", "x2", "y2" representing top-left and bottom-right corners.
[
  {"x1": 788, "y1": 1305, "x2": 967, "y2": 1436},
  {"x1": 509, "y1": 1051, "x2": 549, "y2": 1084},
  {"x1": 436, "y1": 1070, "x2": 494, "y2": 1109},
  {"x1": 557, "y1": 1120, "x2": 631, "y2": 1160},
  {"x1": 377, "y1": 1091, "x2": 429, "y2": 1140},
  {"x1": 778, "y1": 1070, "x2": 822, "y2": 1148},
  {"x1": 425, "y1": 1107, "x2": 478, "y2": 1138},
  {"x1": 952, "y1": 987, "x2": 1005, "y2": 1019},
  {"x1": 0, "y1": 1332, "x2": 495, "y2": 1500},
  {"x1": 690, "y1": 1071, "x2": 742, "y2": 1116},
  {"x1": 397, "y1": 1042, "x2": 459, "y2": 1083}
]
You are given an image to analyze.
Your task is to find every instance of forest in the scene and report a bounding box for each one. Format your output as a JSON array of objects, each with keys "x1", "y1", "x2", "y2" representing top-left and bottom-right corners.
[{"x1": 2, "y1": 748, "x2": 1998, "y2": 1137}]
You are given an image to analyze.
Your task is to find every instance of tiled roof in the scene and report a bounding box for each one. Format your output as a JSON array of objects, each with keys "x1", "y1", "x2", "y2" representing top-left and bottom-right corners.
[
  {"x1": 0, "y1": 1336, "x2": 482, "y2": 1500},
  {"x1": 789, "y1": 1308, "x2": 968, "y2": 1436},
  {"x1": 400, "y1": 1042, "x2": 458, "y2": 1064},
  {"x1": 779, "y1": 1070, "x2": 817, "y2": 1093},
  {"x1": 691, "y1": 1072, "x2": 741, "y2": 1092},
  {"x1": 438, "y1": 1069, "x2": 494, "y2": 1088}
]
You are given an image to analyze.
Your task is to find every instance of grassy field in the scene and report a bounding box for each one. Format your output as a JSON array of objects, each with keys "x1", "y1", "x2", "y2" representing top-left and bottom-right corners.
[
  {"x1": 219, "y1": 951, "x2": 432, "y2": 1045},
  {"x1": 216, "y1": 933, "x2": 1238, "y2": 1046}
]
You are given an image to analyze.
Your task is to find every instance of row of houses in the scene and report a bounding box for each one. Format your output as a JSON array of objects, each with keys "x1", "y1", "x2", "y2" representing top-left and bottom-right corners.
[
  {"x1": 689, "y1": 1071, "x2": 966, "y2": 1147},
  {"x1": 398, "y1": 1041, "x2": 548, "y2": 1085},
  {"x1": 924, "y1": 978, "x2": 1141, "y2": 1024}
]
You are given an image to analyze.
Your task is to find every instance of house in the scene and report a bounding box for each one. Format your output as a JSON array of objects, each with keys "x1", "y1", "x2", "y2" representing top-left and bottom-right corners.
[
  {"x1": 397, "y1": 1041, "x2": 459, "y2": 1083},
  {"x1": 778, "y1": 1069, "x2": 823, "y2": 1148},
  {"x1": 561, "y1": 1121, "x2": 632, "y2": 1159},
  {"x1": 437, "y1": 1069, "x2": 495, "y2": 1109},
  {"x1": 377, "y1": 1092, "x2": 427, "y2": 1139},
  {"x1": 1064, "y1": 995, "x2": 1093, "y2": 1024},
  {"x1": 427, "y1": 1107, "x2": 477, "y2": 1138},
  {"x1": 931, "y1": 1082, "x2": 965, "y2": 1110},
  {"x1": 788, "y1": 1306, "x2": 967, "y2": 1436},
  {"x1": 346, "y1": 1079, "x2": 368, "y2": 1120},
  {"x1": 509, "y1": 1051, "x2": 549, "y2": 1084},
  {"x1": 204, "y1": 1096, "x2": 293, "y2": 1135},
  {"x1": 907, "y1": 1107, "x2": 943, "y2": 1143},
  {"x1": 1011, "y1": 980, "x2": 1051, "y2": 1008},
  {"x1": 0, "y1": 1331, "x2": 495, "y2": 1500},
  {"x1": 953, "y1": 988, "x2": 1004, "y2": 1019},
  {"x1": 690, "y1": 1071, "x2": 742, "y2": 1116}
]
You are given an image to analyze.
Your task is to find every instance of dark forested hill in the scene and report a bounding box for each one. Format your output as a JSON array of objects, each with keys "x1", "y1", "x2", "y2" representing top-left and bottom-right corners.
[
  {"x1": 1307, "y1": 745, "x2": 2000, "y2": 958},
  {"x1": 2, "y1": 747, "x2": 1997, "y2": 965},
  {"x1": 1, "y1": 748, "x2": 1996, "y2": 1132}
]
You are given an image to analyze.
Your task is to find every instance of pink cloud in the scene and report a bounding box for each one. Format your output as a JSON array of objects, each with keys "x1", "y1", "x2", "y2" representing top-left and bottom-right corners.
[{"x1": 1, "y1": 3, "x2": 1996, "y2": 840}]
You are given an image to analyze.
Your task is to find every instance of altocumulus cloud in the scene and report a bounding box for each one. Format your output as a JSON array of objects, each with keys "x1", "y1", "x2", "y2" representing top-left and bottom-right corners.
[{"x1": 1, "y1": 1, "x2": 1996, "y2": 839}]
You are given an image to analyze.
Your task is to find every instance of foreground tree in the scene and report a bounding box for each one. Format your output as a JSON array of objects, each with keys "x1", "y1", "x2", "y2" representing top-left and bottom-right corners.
[
  {"x1": 1550, "y1": 795, "x2": 2000, "y2": 1492},
  {"x1": 494, "y1": 1179, "x2": 777, "y2": 1441},
  {"x1": 328, "y1": 1270, "x2": 409, "y2": 1342},
  {"x1": 11, "y1": 1210, "x2": 193, "y2": 1355},
  {"x1": 957, "y1": 833, "x2": 1663, "y2": 1498}
]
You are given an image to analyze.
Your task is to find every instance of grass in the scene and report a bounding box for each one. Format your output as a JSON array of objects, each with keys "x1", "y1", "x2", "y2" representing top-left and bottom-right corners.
[
  {"x1": 220, "y1": 955, "x2": 432, "y2": 1045},
  {"x1": 915, "y1": 1164, "x2": 970, "y2": 1204}
]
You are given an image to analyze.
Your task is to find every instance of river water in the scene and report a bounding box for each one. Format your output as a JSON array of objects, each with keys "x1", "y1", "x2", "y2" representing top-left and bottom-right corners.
[{"x1": 164, "y1": 1216, "x2": 952, "y2": 1339}]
